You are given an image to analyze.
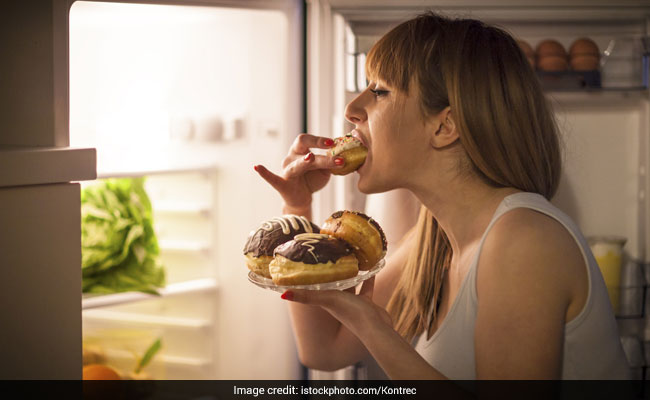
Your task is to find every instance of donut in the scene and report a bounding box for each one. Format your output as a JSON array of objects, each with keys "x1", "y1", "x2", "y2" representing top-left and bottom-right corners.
[
  {"x1": 269, "y1": 233, "x2": 359, "y2": 285},
  {"x1": 330, "y1": 134, "x2": 368, "y2": 176},
  {"x1": 243, "y1": 215, "x2": 319, "y2": 278},
  {"x1": 320, "y1": 210, "x2": 387, "y2": 270}
]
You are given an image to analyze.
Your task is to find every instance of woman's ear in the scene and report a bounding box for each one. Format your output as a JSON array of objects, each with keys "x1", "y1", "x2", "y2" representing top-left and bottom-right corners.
[{"x1": 430, "y1": 107, "x2": 459, "y2": 149}]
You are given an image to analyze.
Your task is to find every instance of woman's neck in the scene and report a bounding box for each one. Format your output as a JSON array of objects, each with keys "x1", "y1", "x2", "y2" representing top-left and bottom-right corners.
[{"x1": 411, "y1": 177, "x2": 521, "y2": 258}]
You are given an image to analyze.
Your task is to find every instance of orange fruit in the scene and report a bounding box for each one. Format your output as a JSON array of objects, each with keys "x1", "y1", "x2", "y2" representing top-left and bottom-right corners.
[{"x1": 83, "y1": 364, "x2": 121, "y2": 380}]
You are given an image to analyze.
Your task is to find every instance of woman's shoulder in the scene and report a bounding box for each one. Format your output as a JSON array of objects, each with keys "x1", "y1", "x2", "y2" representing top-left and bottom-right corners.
[
  {"x1": 476, "y1": 206, "x2": 587, "y2": 303},
  {"x1": 490, "y1": 206, "x2": 581, "y2": 252}
]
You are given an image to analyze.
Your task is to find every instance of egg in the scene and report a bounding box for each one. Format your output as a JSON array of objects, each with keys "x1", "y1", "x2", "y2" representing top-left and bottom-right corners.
[
  {"x1": 569, "y1": 38, "x2": 600, "y2": 71},
  {"x1": 570, "y1": 54, "x2": 600, "y2": 71},
  {"x1": 536, "y1": 39, "x2": 567, "y2": 58},
  {"x1": 537, "y1": 55, "x2": 569, "y2": 72},
  {"x1": 569, "y1": 38, "x2": 600, "y2": 57},
  {"x1": 516, "y1": 39, "x2": 535, "y2": 67}
]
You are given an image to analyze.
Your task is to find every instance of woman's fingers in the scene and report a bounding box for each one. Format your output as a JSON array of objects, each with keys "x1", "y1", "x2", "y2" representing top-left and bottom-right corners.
[
  {"x1": 289, "y1": 134, "x2": 335, "y2": 156},
  {"x1": 283, "y1": 153, "x2": 342, "y2": 179},
  {"x1": 254, "y1": 164, "x2": 287, "y2": 192},
  {"x1": 281, "y1": 281, "x2": 372, "y2": 307},
  {"x1": 281, "y1": 289, "x2": 342, "y2": 308},
  {"x1": 281, "y1": 287, "x2": 392, "y2": 333},
  {"x1": 358, "y1": 276, "x2": 375, "y2": 299}
]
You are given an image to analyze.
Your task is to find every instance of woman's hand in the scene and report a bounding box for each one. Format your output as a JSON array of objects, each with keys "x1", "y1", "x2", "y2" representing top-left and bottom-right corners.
[
  {"x1": 282, "y1": 277, "x2": 449, "y2": 380},
  {"x1": 254, "y1": 134, "x2": 343, "y2": 215},
  {"x1": 280, "y1": 277, "x2": 392, "y2": 338}
]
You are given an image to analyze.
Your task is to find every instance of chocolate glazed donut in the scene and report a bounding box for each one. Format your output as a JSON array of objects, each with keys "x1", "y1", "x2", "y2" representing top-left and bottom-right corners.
[
  {"x1": 269, "y1": 233, "x2": 359, "y2": 285},
  {"x1": 244, "y1": 215, "x2": 320, "y2": 278},
  {"x1": 320, "y1": 211, "x2": 387, "y2": 270}
]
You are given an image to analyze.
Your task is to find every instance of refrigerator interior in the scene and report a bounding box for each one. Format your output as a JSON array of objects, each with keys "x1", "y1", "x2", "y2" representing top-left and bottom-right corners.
[
  {"x1": 71, "y1": 1, "x2": 302, "y2": 379},
  {"x1": 306, "y1": 1, "x2": 650, "y2": 379}
]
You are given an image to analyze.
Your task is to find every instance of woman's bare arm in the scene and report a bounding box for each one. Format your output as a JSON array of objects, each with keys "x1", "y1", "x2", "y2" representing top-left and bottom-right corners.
[
  {"x1": 474, "y1": 208, "x2": 587, "y2": 379},
  {"x1": 286, "y1": 229, "x2": 413, "y2": 370}
]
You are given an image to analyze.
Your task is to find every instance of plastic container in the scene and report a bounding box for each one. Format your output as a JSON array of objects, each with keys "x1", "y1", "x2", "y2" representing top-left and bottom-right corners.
[
  {"x1": 588, "y1": 235, "x2": 627, "y2": 313},
  {"x1": 600, "y1": 36, "x2": 649, "y2": 89}
]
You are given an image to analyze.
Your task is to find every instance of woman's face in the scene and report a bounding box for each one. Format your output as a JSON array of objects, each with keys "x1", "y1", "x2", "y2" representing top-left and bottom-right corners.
[{"x1": 344, "y1": 79, "x2": 432, "y2": 193}]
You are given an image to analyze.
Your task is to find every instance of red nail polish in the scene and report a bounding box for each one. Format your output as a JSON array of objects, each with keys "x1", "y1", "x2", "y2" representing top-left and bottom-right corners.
[
  {"x1": 254, "y1": 165, "x2": 260, "y2": 171},
  {"x1": 324, "y1": 138, "x2": 334, "y2": 147},
  {"x1": 281, "y1": 291, "x2": 294, "y2": 301},
  {"x1": 304, "y1": 152, "x2": 314, "y2": 161},
  {"x1": 334, "y1": 157, "x2": 344, "y2": 166}
]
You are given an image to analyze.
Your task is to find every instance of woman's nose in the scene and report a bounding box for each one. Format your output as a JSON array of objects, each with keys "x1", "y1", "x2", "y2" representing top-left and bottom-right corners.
[{"x1": 344, "y1": 92, "x2": 368, "y2": 125}]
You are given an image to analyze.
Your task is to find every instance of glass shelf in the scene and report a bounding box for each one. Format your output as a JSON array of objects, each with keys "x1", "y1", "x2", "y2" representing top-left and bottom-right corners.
[
  {"x1": 100, "y1": 347, "x2": 212, "y2": 368},
  {"x1": 158, "y1": 239, "x2": 211, "y2": 254},
  {"x1": 82, "y1": 309, "x2": 212, "y2": 330},
  {"x1": 152, "y1": 201, "x2": 212, "y2": 215},
  {"x1": 97, "y1": 164, "x2": 217, "y2": 180},
  {"x1": 82, "y1": 278, "x2": 217, "y2": 310}
]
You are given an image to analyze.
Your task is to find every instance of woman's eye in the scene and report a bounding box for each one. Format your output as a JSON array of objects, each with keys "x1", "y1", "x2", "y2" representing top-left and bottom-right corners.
[{"x1": 369, "y1": 88, "x2": 389, "y2": 97}]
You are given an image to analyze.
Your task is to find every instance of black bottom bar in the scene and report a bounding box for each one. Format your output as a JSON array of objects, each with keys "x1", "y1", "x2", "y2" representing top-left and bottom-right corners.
[{"x1": 0, "y1": 379, "x2": 647, "y2": 400}]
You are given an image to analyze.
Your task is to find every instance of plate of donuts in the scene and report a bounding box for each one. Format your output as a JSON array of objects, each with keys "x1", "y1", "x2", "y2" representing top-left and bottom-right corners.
[
  {"x1": 244, "y1": 210, "x2": 388, "y2": 292},
  {"x1": 248, "y1": 258, "x2": 386, "y2": 292}
]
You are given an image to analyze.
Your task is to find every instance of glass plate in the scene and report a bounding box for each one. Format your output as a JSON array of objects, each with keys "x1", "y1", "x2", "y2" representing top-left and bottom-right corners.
[{"x1": 248, "y1": 258, "x2": 386, "y2": 293}]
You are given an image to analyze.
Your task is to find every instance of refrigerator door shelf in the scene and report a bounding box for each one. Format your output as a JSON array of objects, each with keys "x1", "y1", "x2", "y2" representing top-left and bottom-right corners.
[
  {"x1": 0, "y1": 146, "x2": 96, "y2": 187},
  {"x1": 82, "y1": 277, "x2": 218, "y2": 310}
]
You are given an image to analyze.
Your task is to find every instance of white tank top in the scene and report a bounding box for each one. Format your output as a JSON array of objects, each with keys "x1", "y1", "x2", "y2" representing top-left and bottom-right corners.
[{"x1": 413, "y1": 192, "x2": 631, "y2": 379}]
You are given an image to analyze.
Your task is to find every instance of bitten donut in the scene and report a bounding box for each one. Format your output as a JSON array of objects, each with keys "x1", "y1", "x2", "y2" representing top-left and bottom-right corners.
[
  {"x1": 269, "y1": 233, "x2": 359, "y2": 285},
  {"x1": 320, "y1": 210, "x2": 387, "y2": 270},
  {"x1": 243, "y1": 215, "x2": 320, "y2": 278},
  {"x1": 330, "y1": 134, "x2": 368, "y2": 176}
]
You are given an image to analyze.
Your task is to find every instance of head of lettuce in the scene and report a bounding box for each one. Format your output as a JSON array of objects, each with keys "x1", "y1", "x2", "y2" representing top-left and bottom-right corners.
[{"x1": 81, "y1": 177, "x2": 165, "y2": 295}]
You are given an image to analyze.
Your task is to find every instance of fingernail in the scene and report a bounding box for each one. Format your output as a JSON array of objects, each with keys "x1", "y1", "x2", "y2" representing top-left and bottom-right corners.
[
  {"x1": 304, "y1": 152, "x2": 314, "y2": 162},
  {"x1": 254, "y1": 165, "x2": 260, "y2": 171},
  {"x1": 334, "y1": 157, "x2": 344, "y2": 166},
  {"x1": 324, "y1": 138, "x2": 334, "y2": 147},
  {"x1": 281, "y1": 290, "x2": 294, "y2": 301}
]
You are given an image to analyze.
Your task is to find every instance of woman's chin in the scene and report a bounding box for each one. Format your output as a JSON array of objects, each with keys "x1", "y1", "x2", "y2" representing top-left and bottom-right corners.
[
  {"x1": 356, "y1": 170, "x2": 372, "y2": 194},
  {"x1": 357, "y1": 168, "x2": 403, "y2": 194},
  {"x1": 356, "y1": 170, "x2": 388, "y2": 194}
]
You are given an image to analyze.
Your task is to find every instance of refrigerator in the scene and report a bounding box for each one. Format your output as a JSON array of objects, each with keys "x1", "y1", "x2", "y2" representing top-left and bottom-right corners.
[{"x1": 0, "y1": 0, "x2": 649, "y2": 381}]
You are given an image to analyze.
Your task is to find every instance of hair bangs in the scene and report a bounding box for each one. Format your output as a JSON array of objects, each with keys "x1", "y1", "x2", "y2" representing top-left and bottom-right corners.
[{"x1": 365, "y1": 24, "x2": 414, "y2": 93}]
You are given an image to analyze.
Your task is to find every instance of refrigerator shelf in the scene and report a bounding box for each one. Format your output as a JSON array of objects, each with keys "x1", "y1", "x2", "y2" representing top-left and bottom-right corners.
[
  {"x1": 153, "y1": 201, "x2": 212, "y2": 215},
  {"x1": 82, "y1": 309, "x2": 212, "y2": 330},
  {"x1": 97, "y1": 164, "x2": 217, "y2": 180},
  {"x1": 103, "y1": 347, "x2": 212, "y2": 369},
  {"x1": 546, "y1": 86, "x2": 649, "y2": 95},
  {"x1": 547, "y1": 88, "x2": 649, "y2": 106},
  {"x1": 158, "y1": 239, "x2": 211, "y2": 254},
  {"x1": 92, "y1": 143, "x2": 240, "y2": 181},
  {"x1": 82, "y1": 278, "x2": 217, "y2": 310}
]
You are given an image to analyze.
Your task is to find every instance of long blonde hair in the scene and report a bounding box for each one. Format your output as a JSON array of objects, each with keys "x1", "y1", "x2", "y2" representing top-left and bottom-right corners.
[{"x1": 367, "y1": 12, "x2": 562, "y2": 341}]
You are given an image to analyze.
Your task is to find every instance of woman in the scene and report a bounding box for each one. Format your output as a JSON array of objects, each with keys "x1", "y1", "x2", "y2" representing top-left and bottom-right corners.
[{"x1": 254, "y1": 12, "x2": 630, "y2": 380}]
